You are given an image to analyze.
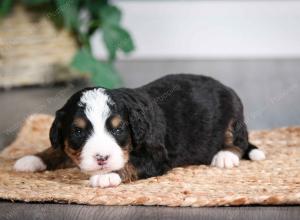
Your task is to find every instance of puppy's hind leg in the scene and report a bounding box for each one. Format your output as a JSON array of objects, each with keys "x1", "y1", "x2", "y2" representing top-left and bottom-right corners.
[
  {"x1": 211, "y1": 120, "x2": 243, "y2": 169},
  {"x1": 211, "y1": 120, "x2": 265, "y2": 168},
  {"x1": 232, "y1": 120, "x2": 266, "y2": 161},
  {"x1": 211, "y1": 146, "x2": 241, "y2": 169},
  {"x1": 245, "y1": 143, "x2": 266, "y2": 161}
]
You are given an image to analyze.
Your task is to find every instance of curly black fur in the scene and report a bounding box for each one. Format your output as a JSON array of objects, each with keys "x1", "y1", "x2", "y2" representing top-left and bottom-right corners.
[
  {"x1": 46, "y1": 74, "x2": 258, "y2": 180},
  {"x1": 105, "y1": 74, "x2": 257, "y2": 179}
]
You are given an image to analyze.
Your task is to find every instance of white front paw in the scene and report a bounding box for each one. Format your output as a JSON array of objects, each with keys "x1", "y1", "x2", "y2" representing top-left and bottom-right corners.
[
  {"x1": 211, "y1": 151, "x2": 239, "y2": 168},
  {"x1": 89, "y1": 173, "x2": 122, "y2": 188},
  {"x1": 14, "y1": 155, "x2": 46, "y2": 172}
]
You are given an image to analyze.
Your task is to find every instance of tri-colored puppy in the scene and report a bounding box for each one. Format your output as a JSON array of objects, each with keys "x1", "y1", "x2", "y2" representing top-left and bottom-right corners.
[{"x1": 14, "y1": 74, "x2": 265, "y2": 188}]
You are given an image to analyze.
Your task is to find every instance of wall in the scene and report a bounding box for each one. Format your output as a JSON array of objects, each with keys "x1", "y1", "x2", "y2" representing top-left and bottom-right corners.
[
  {"x1": 114, "y1": 0, "x2": 300, "y2": 59},
  {"x1": 111, "y1": 1, "x2": 300, "y2": 130}
]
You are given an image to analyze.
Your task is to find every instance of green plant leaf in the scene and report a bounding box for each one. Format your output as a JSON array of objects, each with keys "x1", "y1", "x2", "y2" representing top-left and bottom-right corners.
[
  {"x1": 100, "y1": 5, "x2": 121, "y2": 26},
  {"x1": 103, "y1": 25, "x2": 135, "y2": 60},
  {"x1": 86, "y1": 0, "x2": 106, "y2": 19},
  {"x1": 0, "y1": 0, "x2": 13, "y2": 17},
  {"x1": 55, "y1": 0, "x2": 79, "y2": 30},
  {"x1": 116, "y1": 27, "x2": 135, "y2": 53},
  {"x1": 21, "y1": 0, "x2": 51, "y2": 5},
  {"x1": 71, "y1": 48, "x2": 122, "y2": 88}
]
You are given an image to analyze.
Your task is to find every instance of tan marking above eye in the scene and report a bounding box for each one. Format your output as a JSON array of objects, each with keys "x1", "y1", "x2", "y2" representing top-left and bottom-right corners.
[
  {"x1": 73, "y1": 117, "x2": 86, "y2": 129},
  {"x1": 111, "y1": 115, "x2": 122, "y2": 128}
]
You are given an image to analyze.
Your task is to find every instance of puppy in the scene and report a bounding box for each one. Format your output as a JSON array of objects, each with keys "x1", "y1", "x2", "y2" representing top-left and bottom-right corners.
[{"x1": 14, "y1": 74, "x2": 265, "y2": 188}]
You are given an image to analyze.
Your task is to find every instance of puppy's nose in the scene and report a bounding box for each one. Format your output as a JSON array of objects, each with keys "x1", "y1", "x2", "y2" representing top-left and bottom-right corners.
[{"x1": 95, "y1": 154, "x2": 109, "y2": 165}]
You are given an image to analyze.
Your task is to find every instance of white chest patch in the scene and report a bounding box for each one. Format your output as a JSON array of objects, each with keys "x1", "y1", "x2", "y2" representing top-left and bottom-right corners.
[{"x1": 78, "y1": 88, "x2": 125, "y2": 173}]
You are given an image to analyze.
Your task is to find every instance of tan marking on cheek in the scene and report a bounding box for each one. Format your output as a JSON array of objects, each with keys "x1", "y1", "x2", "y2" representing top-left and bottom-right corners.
[
  {"x1": 64, "y1": 140, "x2": 82, "y2": 165},
  {"x1": 117, "y1": 140, "x2": 138, "y2": 183},
  {"x1": 73, "y1": 117, "x2": 86, "y2": 129},
  {"x1": 121, "y1": 138, "x2": 133, "y2": 163},
  {"x1": 117, "y1": 163, "x2": 138, "y2": 183},
  {"x1": 111, "y1": 115, "x2": 122, "y2": 128},
  {"x1": 122, "y1": 148, "x2": 130, "y2": 163},
  {"x1": 116, "y1": 139, "x2": 138, "y2": 183}
]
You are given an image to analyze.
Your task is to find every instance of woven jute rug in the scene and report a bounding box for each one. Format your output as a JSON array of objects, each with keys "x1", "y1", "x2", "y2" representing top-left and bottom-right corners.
[{"x1": 0, "y1": 114, "x2": 299, "y2": 206}]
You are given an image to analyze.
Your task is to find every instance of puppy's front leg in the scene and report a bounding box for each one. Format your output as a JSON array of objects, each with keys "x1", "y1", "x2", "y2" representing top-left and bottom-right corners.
[
  {"x1": 89, "y1": 163, "x2": 138, "y2": 188},
  {"x1": 89, "y1": 173, "x2": 122, "y2": 188},
  {"x1": 14, "y1": 147, "x2": 73, "y2": 172},
  {"x1": 89, "y1": 156, "x2": 169, "y2": 188}
]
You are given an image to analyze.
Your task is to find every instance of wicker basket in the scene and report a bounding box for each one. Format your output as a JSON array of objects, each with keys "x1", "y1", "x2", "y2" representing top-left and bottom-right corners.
[{"x1": 0, "y1": 6, "x2": 79, "y2": 88}]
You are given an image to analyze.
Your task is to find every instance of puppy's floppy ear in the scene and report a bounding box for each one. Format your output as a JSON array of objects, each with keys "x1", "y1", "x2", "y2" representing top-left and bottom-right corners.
[
  {"x1": 49, "y1": 110, "x2": 65, "y2": 148},
  {"x1": 122, "y1": 90, "x2": 168, "y2": 159}
]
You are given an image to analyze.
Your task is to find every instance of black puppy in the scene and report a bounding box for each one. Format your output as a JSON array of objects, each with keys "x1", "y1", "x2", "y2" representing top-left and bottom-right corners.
[{"x1": 14, "y1": 74, "x2": 265, "y2": 188}]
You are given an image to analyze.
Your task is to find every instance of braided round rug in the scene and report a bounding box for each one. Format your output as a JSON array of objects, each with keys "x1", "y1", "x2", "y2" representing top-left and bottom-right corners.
[{"x1": 0, "y1": 114, "x2": 299, "y2": 206}]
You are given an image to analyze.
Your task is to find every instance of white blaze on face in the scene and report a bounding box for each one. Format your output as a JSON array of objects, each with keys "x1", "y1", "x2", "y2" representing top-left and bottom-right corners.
[{"x1": 78, "y1": 88, "x2": 125, "y2": 173}]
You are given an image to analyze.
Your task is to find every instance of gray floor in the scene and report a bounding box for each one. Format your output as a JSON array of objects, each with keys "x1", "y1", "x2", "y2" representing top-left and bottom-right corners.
[
  {"x1": 0, "y1": 59, "x2": 299, "y2": 219},
  {"x1": 0, "y1": 202, "x2": 299, "y2": 220}
]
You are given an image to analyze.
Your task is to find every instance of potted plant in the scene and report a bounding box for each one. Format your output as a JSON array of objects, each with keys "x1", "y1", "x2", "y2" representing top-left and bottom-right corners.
[{"x1": 0, "y1": 0, "x2": 134, "y2": 88}]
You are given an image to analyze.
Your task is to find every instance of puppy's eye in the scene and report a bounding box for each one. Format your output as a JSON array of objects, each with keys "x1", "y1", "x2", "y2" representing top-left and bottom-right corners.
[
  {"x1": 111, "y1": 127, "x2": 123, "y2": 136},
  {"x1": 72, "y1": 127, "x2": 83, "y2": 137}
]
